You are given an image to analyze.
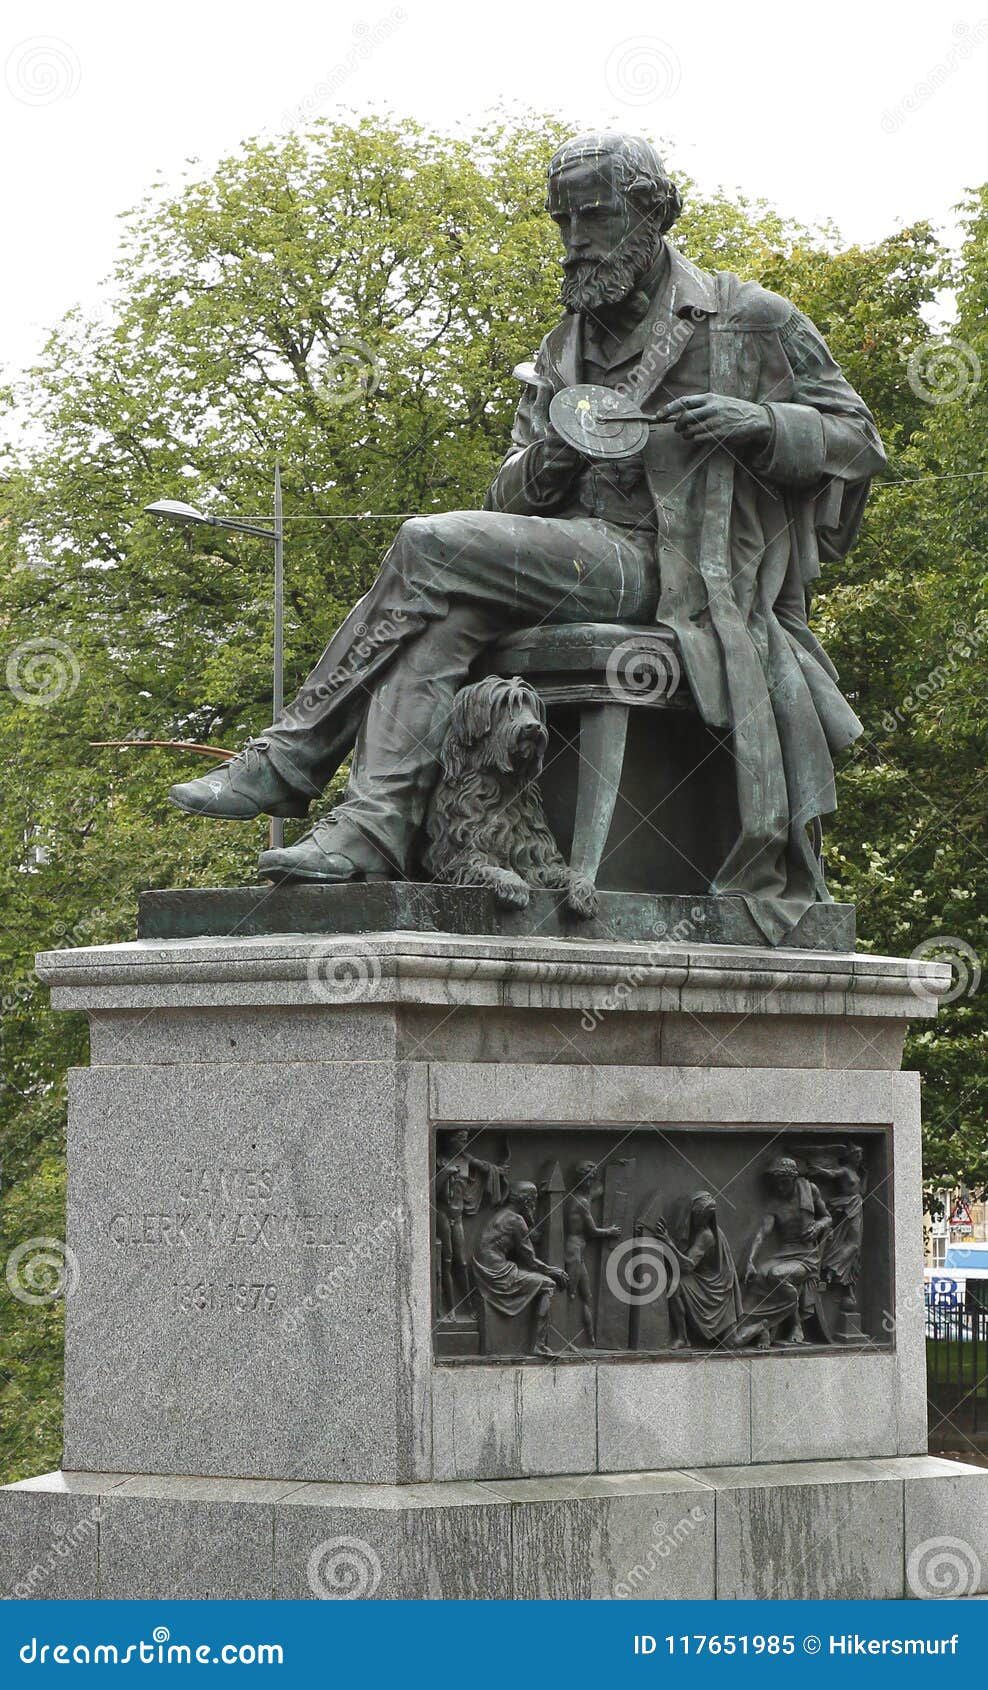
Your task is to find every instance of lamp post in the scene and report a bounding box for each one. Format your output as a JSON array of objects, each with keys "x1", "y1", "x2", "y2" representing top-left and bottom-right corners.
[{"x1": 144, "y1": 466, "x2": 286, "y2": 848}]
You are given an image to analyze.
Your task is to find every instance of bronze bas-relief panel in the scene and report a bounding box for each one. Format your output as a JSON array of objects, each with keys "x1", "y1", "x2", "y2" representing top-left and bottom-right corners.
[{"x1": 431, "y1": 1125, "x2": 890, "y2": 1362}]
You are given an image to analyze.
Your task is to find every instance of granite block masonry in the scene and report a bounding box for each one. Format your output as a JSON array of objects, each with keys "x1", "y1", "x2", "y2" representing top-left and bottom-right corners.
[
  {"x1": 3, "y1": 924, "x2": 985, "y2": 1599},
  {"x1": 5, "y1": 1458, "x2": 988, "y2": 1601},
  {"x1": 27, "y1": 930, "x2": 947, "y2": 1483}
]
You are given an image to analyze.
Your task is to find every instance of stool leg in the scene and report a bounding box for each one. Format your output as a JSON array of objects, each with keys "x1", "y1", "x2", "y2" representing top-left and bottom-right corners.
[{"x1": 570, "y1": 703, "x2": 631, "y2": 884}]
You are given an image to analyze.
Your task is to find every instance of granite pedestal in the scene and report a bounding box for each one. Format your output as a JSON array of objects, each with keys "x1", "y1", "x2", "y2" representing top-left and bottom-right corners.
[
  {"x1": 3, "y1": 917, "x2": 987, "y2": 1598},
  {"x1": 6, "y1": 1456, "x2": 988, "y2": 1601}
]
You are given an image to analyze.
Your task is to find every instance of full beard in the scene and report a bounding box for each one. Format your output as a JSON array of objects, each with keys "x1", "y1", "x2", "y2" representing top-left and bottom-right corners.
[{"x1": 561, "y1": 224, "x2": 658, "y2": 314}]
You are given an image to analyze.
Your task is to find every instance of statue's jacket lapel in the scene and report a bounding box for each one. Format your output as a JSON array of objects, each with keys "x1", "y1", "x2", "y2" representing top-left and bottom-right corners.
[{"x1": 541, "y1": 311, "x2": 582, "y2": 393}]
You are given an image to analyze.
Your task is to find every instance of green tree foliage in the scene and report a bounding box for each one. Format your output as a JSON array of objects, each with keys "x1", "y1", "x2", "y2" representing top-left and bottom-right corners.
[
  {"x1": 818, "y1": 187, "x2": 988, "y2": 1196},
  {"x1": 0, "y1": 112, "x2": 982, "y2": 1479}
]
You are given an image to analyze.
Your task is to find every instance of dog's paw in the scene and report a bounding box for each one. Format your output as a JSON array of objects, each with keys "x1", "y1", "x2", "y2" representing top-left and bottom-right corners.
[
  {"x1": 565, "y1": 874, "x2": 599, "y2": 919},
  {"x1": 490, "y1": 869, "x2": 531, "y2": 909}
]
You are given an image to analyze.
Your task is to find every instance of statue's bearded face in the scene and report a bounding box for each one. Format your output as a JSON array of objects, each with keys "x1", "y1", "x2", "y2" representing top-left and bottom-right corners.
[{"x1": 548, "y1": 161, "x2": 657, "y2": 313}]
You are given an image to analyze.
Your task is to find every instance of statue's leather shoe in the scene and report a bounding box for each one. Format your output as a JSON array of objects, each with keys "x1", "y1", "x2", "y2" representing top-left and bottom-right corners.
[
  {"x1": 257, "y1": 818, "x2": 392, "y2": 882},
  {"x1": 169, "y1": 738, "x2": 310, "y2": 820}
]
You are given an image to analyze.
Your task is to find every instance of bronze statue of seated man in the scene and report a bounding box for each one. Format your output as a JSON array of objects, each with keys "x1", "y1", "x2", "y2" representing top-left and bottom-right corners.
[{"x1": 170, "y1": 131, "x2": 884, "y2": 937}]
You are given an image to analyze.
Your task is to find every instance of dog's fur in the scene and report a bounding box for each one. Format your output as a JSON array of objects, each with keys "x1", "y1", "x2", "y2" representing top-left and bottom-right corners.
[{"x1": 423, "y1": 675, "x2": 598, "y2": 917}]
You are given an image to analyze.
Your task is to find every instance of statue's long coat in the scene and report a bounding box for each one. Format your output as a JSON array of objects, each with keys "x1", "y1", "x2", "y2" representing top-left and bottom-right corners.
[{"x1": 489, "y1": 243, "x2": 886, "y2": 940}]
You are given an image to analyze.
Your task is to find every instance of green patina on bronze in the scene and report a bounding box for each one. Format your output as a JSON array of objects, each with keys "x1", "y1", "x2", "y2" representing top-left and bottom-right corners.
[{"x1": 168, "y1": 131, "x2": 883, "y2": 944}]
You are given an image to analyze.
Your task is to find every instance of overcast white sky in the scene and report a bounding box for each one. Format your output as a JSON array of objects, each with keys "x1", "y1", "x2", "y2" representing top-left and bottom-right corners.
[{"x1": 1, "y1": 0, "x2": 986, "y2": 378}]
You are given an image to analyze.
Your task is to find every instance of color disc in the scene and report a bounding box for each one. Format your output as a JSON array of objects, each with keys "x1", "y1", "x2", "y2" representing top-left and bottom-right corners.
[{"x1": 549, "y1": 384, "x2": 649, "y2": 461}]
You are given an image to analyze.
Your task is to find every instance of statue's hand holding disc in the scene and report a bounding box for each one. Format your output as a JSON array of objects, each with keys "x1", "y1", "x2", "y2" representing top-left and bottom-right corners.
[{"x1": 549, "y1": 384, "x2": 650, "y2": 461}]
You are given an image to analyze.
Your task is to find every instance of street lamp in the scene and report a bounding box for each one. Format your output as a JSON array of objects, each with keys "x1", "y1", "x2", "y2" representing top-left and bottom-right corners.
[{"x1": 143, "y1": 466, "x2": 286, "y2": 847}]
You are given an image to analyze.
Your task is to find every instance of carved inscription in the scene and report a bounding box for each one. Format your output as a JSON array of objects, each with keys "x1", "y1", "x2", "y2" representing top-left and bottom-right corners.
[
  {"x1": 106, "y1": 1164, "x2": 339, "y2": 1252},
  {"x1": 106, "y1": 1164, "x2": 345, "y2": 1318},
  {"x1": 170, "y1": 1281, "x2": 280, "y2": 1315}
]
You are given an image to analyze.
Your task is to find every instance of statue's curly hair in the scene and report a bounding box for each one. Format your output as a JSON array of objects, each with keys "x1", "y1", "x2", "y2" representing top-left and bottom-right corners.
[{"x1": 546, "y1": 131, "x2": 683, "y2": 236}]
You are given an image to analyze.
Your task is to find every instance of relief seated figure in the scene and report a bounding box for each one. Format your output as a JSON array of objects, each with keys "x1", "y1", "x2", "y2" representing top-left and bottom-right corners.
[
  {"x1": 742, "y1": 1156, "x2": 833, "y2": 1346},
  {"x1": 471, "y1": 1181, "x2": 568, "y2": 1356}
]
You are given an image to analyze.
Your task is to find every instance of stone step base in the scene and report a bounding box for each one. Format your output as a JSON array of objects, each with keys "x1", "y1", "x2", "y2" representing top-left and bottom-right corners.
[
  {"x1": 136, "y1": 883, "x2": 855, "y2": 951},
  {"x1": 3, "y1": 1456, "x2": 986, "y2": 1601}
]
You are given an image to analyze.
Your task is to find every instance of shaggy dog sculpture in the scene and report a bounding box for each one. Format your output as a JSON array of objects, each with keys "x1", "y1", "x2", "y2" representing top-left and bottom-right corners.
[{"x1": 424, "y1": 675, "x2": 597, "y2": 917}]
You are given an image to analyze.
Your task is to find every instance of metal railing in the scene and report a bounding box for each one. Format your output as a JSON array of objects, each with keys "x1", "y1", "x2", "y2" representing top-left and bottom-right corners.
[{"x1": 927, "y1": 1302, "x2": 988, "y2": 1449}]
